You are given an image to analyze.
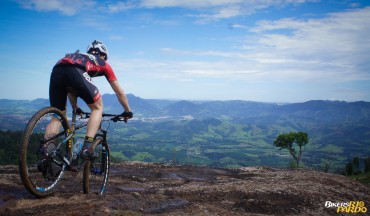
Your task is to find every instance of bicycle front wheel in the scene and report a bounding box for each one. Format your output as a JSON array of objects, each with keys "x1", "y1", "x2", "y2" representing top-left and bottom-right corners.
[
  {"x1": 83, "y1": 138, "x2": 110, "y2": 195},
  {"x1": 18, "y1": 107, "x2": 71, "y2": 197}
]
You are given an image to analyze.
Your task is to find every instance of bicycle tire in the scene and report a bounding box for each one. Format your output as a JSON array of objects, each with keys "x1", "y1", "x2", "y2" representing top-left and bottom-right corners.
[
  {"x1": 83, "y1": 138, "x2": 110, "y2": 195},
  {"x1": 18, "y1": 107, "x2": 71, "y2": 197}
]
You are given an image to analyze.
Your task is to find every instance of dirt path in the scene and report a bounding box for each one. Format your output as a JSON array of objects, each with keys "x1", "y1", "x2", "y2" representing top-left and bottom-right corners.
[{"x1": 1, "y1": 162, "x2": 369, "y2": 215}]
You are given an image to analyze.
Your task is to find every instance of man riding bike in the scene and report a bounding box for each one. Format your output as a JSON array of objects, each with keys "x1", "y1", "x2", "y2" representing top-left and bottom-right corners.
[{"x1": 44, "y1": 40, "x2": 133, "y2": 162}]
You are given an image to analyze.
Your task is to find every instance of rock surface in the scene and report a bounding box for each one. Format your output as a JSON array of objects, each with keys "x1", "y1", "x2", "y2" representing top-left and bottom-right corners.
[{"x1": 0, "y1": 162, "x2": 369, "y2": 215}]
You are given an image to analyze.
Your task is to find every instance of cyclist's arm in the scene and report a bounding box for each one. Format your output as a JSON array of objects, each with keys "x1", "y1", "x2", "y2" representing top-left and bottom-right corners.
[{"x1": 109, "y1": 80, "x2": 132, "y2": 112}]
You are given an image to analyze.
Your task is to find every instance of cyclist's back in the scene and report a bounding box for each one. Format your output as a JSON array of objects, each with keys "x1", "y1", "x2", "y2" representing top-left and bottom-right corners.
[{"x1": 55, "y1": 52, "x2": 117, "y2": 82}]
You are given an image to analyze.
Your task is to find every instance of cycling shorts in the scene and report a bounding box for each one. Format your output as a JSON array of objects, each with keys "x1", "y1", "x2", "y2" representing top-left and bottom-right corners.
[{"x1": 49, "y1": 65, "x2": 101, "y2": 111}]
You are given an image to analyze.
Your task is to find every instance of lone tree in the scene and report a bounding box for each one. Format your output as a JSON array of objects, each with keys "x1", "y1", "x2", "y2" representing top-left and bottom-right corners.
[{"x1": 274, "y1": 132, "x2": 309, "y2": 167}]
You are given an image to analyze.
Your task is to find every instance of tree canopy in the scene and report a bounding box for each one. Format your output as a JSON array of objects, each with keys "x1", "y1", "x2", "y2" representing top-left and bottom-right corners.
[{"x1": 274, "y1": 132, "x2": 309, "y2": 167}]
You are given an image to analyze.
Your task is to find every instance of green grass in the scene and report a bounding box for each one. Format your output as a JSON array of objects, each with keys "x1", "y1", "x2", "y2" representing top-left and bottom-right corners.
[
  {"x1": 319, "y1": 144, "x2": 344, "y2": 153},
  {"x1": 351, "y1": 172, "x2": 370, "y2": 184}
]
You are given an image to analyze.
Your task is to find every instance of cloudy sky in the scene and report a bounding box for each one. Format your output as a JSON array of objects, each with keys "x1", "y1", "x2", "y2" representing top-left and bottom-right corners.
[{"x1": 1, "y1": 0, "x2": 369, "y2": 102}]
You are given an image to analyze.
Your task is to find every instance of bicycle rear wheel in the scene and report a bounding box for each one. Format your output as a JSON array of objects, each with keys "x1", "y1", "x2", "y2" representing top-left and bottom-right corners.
[
  {"x1": 18, "y1": 107, "x2": 71, "y2": 197},
  {"x1": 83, "y1": 138, "x2": 110, "y2": 195}
]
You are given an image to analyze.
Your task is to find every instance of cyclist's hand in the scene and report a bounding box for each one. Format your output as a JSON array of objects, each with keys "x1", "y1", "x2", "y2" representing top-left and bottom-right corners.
[{"x1": 121, "y1": 111, "x2": 133, "y2": 122}]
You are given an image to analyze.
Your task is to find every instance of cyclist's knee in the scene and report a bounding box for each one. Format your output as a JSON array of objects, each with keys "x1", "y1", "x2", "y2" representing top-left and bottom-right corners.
[{"x1": 88, "y1": 98, "x2": 103, "y2": 111}]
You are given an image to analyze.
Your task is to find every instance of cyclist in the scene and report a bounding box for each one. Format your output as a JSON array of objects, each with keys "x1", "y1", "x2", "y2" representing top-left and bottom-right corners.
[{"x1": 45, "y1": 40, "x2": 133, "y2": 160}]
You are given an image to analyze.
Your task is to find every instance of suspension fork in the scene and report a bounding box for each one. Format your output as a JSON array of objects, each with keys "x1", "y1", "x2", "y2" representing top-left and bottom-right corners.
[
  {"x1": 95, "y1": 129, "x2": 108, "y2": 151},
  {"x1": 95, "y1": 129, "x2": 108, "y2": 173}
]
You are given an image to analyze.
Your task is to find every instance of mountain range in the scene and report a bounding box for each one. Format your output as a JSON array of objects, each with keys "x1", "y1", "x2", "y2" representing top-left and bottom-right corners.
[
  {"x1": 1, "y1": 94, "x2": 369, "y2": 169},
  {"x1": 1, "y1": 94, "x2": 369, "y2": 121}
]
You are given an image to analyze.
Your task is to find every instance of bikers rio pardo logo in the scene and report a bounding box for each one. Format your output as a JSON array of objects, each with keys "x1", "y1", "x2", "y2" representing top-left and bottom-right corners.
[{"x1": 325, "y1": 201, "x2": 367, "y2": 213}]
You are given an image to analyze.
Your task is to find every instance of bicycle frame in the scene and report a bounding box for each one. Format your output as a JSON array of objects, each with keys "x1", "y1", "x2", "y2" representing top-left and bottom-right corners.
[
  {"x1": 19, "y1": 92, "x2": 124, "y2": 197},
  {"x1": 43, "y1": 95, "x2": 89, "y2": 168},
  {"x1": 61, "y1": 106, "x2": 114, "y2": 169}
]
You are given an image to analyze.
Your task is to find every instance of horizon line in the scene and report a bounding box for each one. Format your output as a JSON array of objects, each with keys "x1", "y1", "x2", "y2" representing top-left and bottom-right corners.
[{"x1": 1, "y1": 93, "x2": 369, "y2": 104}]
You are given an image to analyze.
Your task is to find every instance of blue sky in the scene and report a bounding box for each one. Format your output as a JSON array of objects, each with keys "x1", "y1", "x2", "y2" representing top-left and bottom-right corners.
[{"x1": 1, "y1": 0, "x2": 369, "y2": 102}]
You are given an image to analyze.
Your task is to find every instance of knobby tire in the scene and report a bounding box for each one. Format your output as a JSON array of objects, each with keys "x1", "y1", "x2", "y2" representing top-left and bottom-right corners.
[
  {"x1": 18, "y1": 107, "x2": 70, "y2": 197},
  {"x1": 83, "y1": 138, "x2": 110, "y2": 195}
]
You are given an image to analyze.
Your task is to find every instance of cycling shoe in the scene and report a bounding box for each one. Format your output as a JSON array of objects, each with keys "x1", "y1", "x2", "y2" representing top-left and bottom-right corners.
[
  {"x1": 37, "y1": 159, "x2": 61, "y2": 181},
  {"x1": 81, "y1": 148, "x2": 98, "y2": 160}
]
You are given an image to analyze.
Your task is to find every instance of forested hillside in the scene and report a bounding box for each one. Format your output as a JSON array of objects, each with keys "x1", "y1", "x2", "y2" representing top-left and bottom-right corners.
[{"x1": 1, "y1": 94, "x2": 369, "y2": 171}]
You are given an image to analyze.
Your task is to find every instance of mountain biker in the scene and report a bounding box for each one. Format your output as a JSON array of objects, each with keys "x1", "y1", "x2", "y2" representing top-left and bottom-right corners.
[{"x1": 45, "y1": 40, "x2": 133, "y2": 160}]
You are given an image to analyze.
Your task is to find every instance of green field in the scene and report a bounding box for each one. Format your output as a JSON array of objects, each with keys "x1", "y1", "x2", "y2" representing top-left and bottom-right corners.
[{"x1": 104, "y1": 119, "x2": 369, "y2": 172}]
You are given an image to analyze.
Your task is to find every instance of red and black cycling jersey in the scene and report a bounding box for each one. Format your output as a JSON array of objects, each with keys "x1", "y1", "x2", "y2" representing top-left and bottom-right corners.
[{"x1": 55, "y1": 52, "x2": 117, "y2": 82}]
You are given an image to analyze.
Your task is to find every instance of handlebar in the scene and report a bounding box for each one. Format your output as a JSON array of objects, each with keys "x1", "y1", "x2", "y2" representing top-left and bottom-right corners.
[{"x1": 79, "y1": 112, "x2": 128, "y2": 122}]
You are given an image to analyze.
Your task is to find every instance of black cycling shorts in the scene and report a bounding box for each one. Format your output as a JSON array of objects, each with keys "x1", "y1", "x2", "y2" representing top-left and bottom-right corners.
[{"x1": 49, "y1": 65, "x2": 101, "y2": 111}]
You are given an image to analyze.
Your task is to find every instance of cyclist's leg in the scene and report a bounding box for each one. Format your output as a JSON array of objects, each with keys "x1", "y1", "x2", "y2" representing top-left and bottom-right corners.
[
  {"x1": 66, "y1": 67, "x2": 103, "y2": 159},
  {"x1": 81, "y1": 99, "x2": 103, "y2": 159},
  {"x1": 36, "y1": 67, "x2": 68, "y2": 176},
  {"x1": 86, "y1": 99, "x2": 103, "y2": 138},
  {"x1": 45, "y1": 66, "x2": 68, "y2": 152},
  {"x1": 49, "y1": 66, "x2": 68, "y2": 112}
]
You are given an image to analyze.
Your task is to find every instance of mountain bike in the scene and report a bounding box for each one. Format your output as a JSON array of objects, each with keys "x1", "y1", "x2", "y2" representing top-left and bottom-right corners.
[{"x1": 18, "y1": 102, "x2": 126, "y2": 197}]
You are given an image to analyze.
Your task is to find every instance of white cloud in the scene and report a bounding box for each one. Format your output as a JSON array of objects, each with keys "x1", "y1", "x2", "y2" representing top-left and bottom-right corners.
[
  {"x1": 160, "y1": 48, "x2": 250, "y2": 58},
  {"x1": 16, "y1": 0, "x2": 317, "y2": 21},
  {"x1": 13, "y1": 0, "x2": 370, "y2": 101},
  {"x1": 118, "y1": 7, "x2": 370, "y2": 85},
  {"x1": 193, "y1": 5, "x2": 243, "y2": 23},
  {"x1": 139, "y1": 0, "x2": 314, "y2": 9},
  {"x1": 248, "y1": 7, "x2": 370, "y2": 79},
  {"x1": 228, "y1": 24, "x2": 248, "y2": 29},
  {"x1": 139, "y1": 0, "x2": 318, "y2": 23},
  {"x1": 16, "y1": 0, "x2": 96, "y2": 15},
  {"x1": 139, "y1": 0, "x2": 244, "y2": 8},
  {"x1": 107, "y1": 1, "x2": 136, "y2": 13}
]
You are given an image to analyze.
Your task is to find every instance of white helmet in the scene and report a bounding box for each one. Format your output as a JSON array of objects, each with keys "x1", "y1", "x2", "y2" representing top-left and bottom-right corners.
[{"x1": 87, "y1": 40, "x2": 109, "y2": 60}]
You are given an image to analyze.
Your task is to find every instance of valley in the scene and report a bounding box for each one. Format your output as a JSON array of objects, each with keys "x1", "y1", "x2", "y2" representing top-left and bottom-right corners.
[{"x1": 1, "y1": 94, "x2": 369, "y2": 172}]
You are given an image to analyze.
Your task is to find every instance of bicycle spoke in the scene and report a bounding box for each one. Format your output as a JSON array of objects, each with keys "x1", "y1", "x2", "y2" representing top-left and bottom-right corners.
[
  {"x1": 19, "y1": 107, "x2": 70, "y2": 197},
  {"x1": 20, "y1": 108, "x2": 121, "y2": 197}
]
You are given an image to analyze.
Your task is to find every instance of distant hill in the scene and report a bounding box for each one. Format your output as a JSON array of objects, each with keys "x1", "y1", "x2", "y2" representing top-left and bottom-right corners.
[
  {"x1": 1, "y1": 94, "x2": 369, "y2": 170},
  {"x1": 0, "y1": 94, "x2": 164, "y2": 118},
  {"x1": 1, "y1": 94, "x2": 369, "y2": 121}
]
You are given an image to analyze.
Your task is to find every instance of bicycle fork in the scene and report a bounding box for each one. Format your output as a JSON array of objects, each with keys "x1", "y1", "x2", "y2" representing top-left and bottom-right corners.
[{"x1": 93, "y1": 129, "x2": 108, "y2": 175}]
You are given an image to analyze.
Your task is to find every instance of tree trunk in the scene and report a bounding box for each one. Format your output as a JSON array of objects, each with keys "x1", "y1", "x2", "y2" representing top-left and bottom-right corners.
[{"x1": 297, "y1": 146, "x2": 302, "y2": 167}]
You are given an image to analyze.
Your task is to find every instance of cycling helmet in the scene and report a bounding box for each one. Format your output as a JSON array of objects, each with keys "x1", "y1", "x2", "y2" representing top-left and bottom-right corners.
[{"x1": 86, "y1": 40, "x2": 109, "y2": 60}]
